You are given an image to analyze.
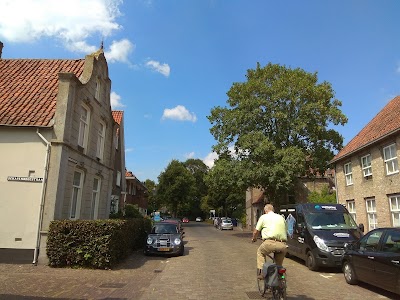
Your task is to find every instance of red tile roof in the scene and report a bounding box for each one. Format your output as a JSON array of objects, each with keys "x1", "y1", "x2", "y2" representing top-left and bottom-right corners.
[
  {"x1": 112, "y1": 110, "x2": 123, "y2": 125},
  {"x1": 332, "y1": 96, "x2": 400, "y2": 163},
  {"x1": 125, "y1": 170, "x2": 135, "y2": 178},
  {"x1": 0, "y1": 59, "x2": 85, "y2": 127}
]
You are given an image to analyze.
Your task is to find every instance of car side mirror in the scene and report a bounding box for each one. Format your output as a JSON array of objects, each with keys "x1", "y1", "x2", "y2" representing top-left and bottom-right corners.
[{"x1": 358, "y1": 223, "x2": 364, "y2": 233}]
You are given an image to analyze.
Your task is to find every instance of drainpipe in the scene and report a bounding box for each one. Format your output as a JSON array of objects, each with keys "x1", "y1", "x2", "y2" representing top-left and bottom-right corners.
[
  {"x1": 334, "y1": 165, "x2": 339, "y2": 204},
  {"x1": 33, "y1": 129, "x2": 51, "y2": 265}
]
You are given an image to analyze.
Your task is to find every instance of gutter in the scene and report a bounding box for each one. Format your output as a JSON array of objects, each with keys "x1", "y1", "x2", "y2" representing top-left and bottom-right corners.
[{"x1": 33, "y1": 129, "x2": 51, "y2": 265}]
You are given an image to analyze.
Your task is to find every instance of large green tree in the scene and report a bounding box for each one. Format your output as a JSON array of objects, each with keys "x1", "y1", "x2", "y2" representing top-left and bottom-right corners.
[
  {"x1": 183, "y1": 159, "x2": 209, "y2": 218},
  {"x1": 157, "y1": 159, "x2": 196, "y2": 217},
  {"x1": 208, "y1": 63, "x2": 347, "y2": 205},
  {"x1": 143, "y1": 179, "x2": 158, "y2": 214},
  {"x1": 203, "y1": 156, "x2": 245, "y2": 217}
]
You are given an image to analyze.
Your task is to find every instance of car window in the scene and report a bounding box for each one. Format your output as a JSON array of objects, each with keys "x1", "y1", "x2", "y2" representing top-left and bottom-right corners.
[
  {"x1": 359, "y1": 229, "x2": 384, "y2": 251},
  {"x1": 152, "y1": 224, "x2": 178, "y2": 234},
  {"x1": 382, "y1": 230, "x2": 400, "y2": 253}
]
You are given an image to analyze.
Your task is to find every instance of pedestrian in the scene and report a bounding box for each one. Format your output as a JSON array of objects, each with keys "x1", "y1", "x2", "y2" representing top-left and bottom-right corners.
[{"x1": 251, "y1": 204, "x2": 287, "y2": 279}]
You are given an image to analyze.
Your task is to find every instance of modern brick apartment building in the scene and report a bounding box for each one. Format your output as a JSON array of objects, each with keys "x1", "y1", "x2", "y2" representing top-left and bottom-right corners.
[{"x1": 331, "y1": 96, "x2": 400, "y2": 232}]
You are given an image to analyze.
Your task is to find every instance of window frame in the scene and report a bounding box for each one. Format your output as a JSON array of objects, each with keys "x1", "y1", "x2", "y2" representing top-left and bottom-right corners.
[
  {"x1": 95, "y1": 78, "x2": 101, "y2": 100},
  {"x1": 347, "y1": 200, "x2": 356, "y2": 223},
  {"x1": 96, "y1": 121, "x2": 106, "y2": 160},
  {"x1": 70, "y1": 170, "x2": 84, "y2": 220},
  {"x1": 361, "y1": 154, "x2": 372, "y2": 177},
  {"x1": 91, "y1": 176, "x2": 101, "y2": 219},
  {"x1": 389, "y1": 194, "x2": 400, "y2": 227},
  {"x1": 383, "y1": 144, "x2": 399, "y2": 175},
  {"x1": 344, "y1": 162, "x2": 353, "y2": 186},
  {"x1": 366, "y1": 198, "x2": 378, "y2": 231},
  {"x1": 116, "y1": 171, "x2": 121, "y2": 187},
  {"x1": 78, "y1": 104, "x2": 90, "y2": 150}
]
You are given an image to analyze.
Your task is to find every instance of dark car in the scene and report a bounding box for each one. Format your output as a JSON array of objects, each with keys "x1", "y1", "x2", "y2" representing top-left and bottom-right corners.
[
  {"x1": 144, "y1": 222, "x2": 184, "y2": 256},
  {"x1": 341, "y1": 227, "x2": 400, "y2": 295}
]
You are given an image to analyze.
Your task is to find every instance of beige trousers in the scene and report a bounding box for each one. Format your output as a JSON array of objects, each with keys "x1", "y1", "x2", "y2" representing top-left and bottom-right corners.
[{"x1": 257, "y1": 240, "x2": 287, "y2": 269}]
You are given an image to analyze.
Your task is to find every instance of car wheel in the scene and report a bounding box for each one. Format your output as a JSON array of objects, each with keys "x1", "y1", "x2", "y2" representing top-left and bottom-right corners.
[
  {"x1": 179, "y1": 246, "x2": 185, "y2": 256},
  {"x1": 306, "y1": 251, "x2": 319, "y2": 271},
  {"x1": 343, "y1": 261, "x2": 358, "y2": 285}
]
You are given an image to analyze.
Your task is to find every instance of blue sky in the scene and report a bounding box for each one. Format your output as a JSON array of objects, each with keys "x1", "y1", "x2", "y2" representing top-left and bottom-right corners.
[{"x1": 1, "y1": 0, "x2": 400, "y2": 183}]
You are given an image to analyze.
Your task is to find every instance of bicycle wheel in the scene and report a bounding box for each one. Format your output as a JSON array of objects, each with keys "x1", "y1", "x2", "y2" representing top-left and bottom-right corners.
[
  {"x1": 256, "y1": 271, "x2": 267, "y2": 296},
  {"x1": 272, "y1": 279, "x2": 287, "y2": 300}
]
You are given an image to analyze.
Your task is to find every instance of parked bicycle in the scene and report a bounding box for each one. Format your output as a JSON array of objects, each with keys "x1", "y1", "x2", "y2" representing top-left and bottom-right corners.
[{"x1": 257, "y1": 252, "x2": 287, "y2": 299}]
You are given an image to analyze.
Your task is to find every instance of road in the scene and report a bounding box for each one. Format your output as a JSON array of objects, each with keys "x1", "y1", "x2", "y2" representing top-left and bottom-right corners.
[{"x1": 0, "y1": 221, "x2": 398, "y2": 299}]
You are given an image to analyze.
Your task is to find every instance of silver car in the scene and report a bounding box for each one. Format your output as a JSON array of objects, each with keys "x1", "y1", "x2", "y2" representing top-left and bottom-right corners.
[{"x1": 219, "y1": 218, "x2": 233, "y2": 230}]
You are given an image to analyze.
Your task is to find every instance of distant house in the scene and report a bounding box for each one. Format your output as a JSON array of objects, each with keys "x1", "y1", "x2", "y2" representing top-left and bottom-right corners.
[
  {"x1": 125, "y1": 170, "x2": 148, "y2": 216},
  {"x1": 111, "y1": 111, "x2": 126, "y2": 214},
  {"x1": 245, "y1": 170, "x2": 335, "y2": 230},
  {"x1": 331, "y1": 96, "x2": 400, "y2": 232},
  {"x1": 0, "y1": 42, "x2": 117, "y2": 264}
]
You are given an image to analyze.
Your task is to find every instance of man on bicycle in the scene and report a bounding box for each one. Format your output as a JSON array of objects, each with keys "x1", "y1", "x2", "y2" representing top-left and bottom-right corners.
[{"x1": 251, "y1": 204, "x2": 287, "y2": 279}]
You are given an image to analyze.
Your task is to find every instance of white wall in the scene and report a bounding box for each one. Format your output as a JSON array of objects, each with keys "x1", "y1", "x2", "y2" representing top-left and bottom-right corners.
[{"x1": 0, "y1": 128, "x2": 48, "y2": 249}]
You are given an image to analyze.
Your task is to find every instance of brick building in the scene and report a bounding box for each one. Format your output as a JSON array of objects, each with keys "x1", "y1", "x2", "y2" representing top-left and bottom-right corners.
[{"x1": 331, "y1": 96, "x2": 400, "y2": 232}]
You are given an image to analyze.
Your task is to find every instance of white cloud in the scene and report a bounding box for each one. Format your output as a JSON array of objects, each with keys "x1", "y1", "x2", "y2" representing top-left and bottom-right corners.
[
  {"x1": 110, "y1": 91, "x2": 125, "y2": 109},
  {"x1": 105, "y1": 39, "x2": 134, "y2": 64},
  {"x1": 125, "y1": 148, "x2": 134, "y2": 153},
  {"x1": 162, "y1": 105, "x2": 197, "y2": 122},
  {"x1": 0, "y1": 0, "x2": 134, "y2": 64},
  {"x1": 203, "y1": 152, "x2": 218, "y2": 168},
  {"x1": 146, "y1": 60, "x2": 170, "y2": 77},
  {"x1": 185, "y1": 152, "x2": 195, "y2": 159}
]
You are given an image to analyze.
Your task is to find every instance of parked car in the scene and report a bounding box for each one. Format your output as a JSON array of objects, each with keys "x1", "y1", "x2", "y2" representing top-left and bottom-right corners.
[
  {"x1": 182, "y1": 217, "x2": 189, "y2": 223},
  {"x1": 341, "y1": 227, "x2": 400, "y2": 295},
  {"x1": 196, "y1": 217, "x2": 203, "y2": 222},
  {"x1": 219, "y1": 218, "x2": 233, "y2": 230},
  {"x1": 144, "y1": 222, "x2": 184, "y2": 256},
  {"x1": 279, "y1": 203, "x2": 364, "y2": 271}
]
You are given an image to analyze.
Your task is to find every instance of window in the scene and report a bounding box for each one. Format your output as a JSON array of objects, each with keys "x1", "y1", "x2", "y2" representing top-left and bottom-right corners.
[
  {"x1": 78, "y1": 104, "x2": 90, "y2": 149},
  {"x1": 382, "y1": 229, "x2": 400, "y2": 253},
  {"x1": 70, "y1": 170, "x2": 84, "y2": 219},
  {"x1": 359, "y1": 229, "x2": 383, "y2": 252},
  {"x1": 344, "y1": 162, "x2": 353, "y2": 186},
  {"x1": 361, "y1": 154, "x2": 372, "y2": 177},
  {"x1": 366, "y1": 198, "x2": 377, "y2": 231},
  {"x1": 95, "y1": 78, "x2": 101, "y2": 100},
  {"x1": 347, "y1": 200, "x2": 356, "y2": 223},
  {"x1": 96, "y1": 121, "x2": 106, "y2": 160},
  {"x1": 91, "y1": 177, "x2": 101, "y2": 219},
  {"x1": 116, "y1": 171, "x2": 121, "y2": 187},
  {"x1": 383, "y1": 144, "x2": 399, "y2": 175},
  {"x1": 389, "y1": 195, "x2": 400, "y2": 227}
]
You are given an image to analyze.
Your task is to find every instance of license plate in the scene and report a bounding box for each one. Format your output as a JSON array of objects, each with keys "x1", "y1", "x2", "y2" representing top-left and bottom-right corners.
[{"x1": 158, "y1": 248, "x2": 170, "y2": 252}]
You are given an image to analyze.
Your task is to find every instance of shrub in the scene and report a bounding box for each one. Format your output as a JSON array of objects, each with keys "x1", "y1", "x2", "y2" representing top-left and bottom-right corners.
[{"x1": 46, "y1": 218, "x2": 151, "y2": 269}]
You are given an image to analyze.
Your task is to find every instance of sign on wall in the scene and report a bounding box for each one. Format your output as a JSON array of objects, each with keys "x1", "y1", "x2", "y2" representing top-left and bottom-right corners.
[{"x1": 7, "y1": 176, "x2": 43, "y2": 182}]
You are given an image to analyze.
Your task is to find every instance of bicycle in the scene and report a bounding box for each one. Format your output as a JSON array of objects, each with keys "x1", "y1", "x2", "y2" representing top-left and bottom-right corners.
[{"x1": 257, "y1": 252, "x2": 287, "y2": 299}]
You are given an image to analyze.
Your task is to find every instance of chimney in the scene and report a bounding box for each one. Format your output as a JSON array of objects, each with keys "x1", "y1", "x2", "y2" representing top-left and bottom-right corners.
[{"x1": 0, "y1": 41, "x2": 3, "y2": 58}]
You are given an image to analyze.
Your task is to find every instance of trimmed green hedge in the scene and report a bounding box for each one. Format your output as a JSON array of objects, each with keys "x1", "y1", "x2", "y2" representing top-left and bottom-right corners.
[{"x1": 46, "y1": 218, "x2": 152, "y2": 269}]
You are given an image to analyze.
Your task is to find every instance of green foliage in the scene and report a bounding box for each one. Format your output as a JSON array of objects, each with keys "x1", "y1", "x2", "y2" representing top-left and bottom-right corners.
[
  {"x1": 307, "y1": 186, "x2": 336, "y2": 204},
  {"x1": 157, "y1": 159, "x2": 196, "y2": 217},
  {"x1": 109, "y1": 210, "x2": 123, "y2": 219},
  {"x1": 208, "y1": 62, "x2": 347, "y2": 206},
  {"x1": 203, "y1": 157, "x2": 245, "y2": 217},
  {"x1": 46, "y1": 218, "x2": 151, "y2": 269},
  {"x1": 124, "y1": 204, "x2": 143, "y2": 218},
  {"x1": 144, "y1": 179, "x2": 158, "y2": 213}
]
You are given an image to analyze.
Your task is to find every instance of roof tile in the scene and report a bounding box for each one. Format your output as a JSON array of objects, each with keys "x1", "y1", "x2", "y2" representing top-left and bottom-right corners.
[
  {"x1": 332, "y1": 96, "x2": 400, "y2": 162},
  {"x1": 0, "y1": 59, "x2": 85, "y2": 127}
]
